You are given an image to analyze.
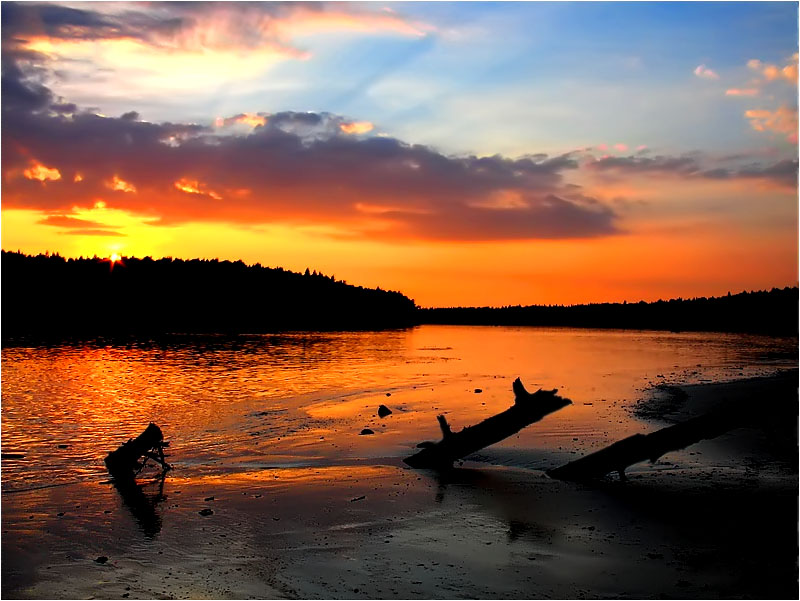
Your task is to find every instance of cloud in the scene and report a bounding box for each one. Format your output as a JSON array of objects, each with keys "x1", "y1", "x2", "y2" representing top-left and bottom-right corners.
[
  {"x1": 23, "y1": 161, "x2": 61, "y2": 182},
  {"x1": 1, "y1": 2, "x2": 433, "y2": 116},
  {"x1": 585, "y1": 153, "x2": 797, "y2": 188},
  {"x1": 38, "y1": 215, "x2": 114, "y2": 229},
  {"x1": 61, "y1": 228, "x2": 126, "y2": 237},
  {"x1": 699, "y1": 159, "x2": 798, "y2": 188},
  {"x1": 340, "y1": 121, "x2": 374, "y2": 135},
  {"x1": 3, "y1": 2, "x2": 429, "y2": 56},
  {"x1": 725, "y1": 88, "x2": 759, "y2": 97},
  {"x1": 693, "y1": 64, "x2": 719, "y2": 80},
  {"x1": 215, "y1": 113, "x2": 268, "y2": 129},
  {"x1": 746, "y1": 53, "x2": 798, "y2": 85},
  {"x1": 1, "y1": 66, "x2": 618, "y2": 242},
  {"x1": 36, "y1": 214, "x2": 126, "y2": 236},
  {"x1": 745, "y1": 106, "x2": 798, "y2": 143}
]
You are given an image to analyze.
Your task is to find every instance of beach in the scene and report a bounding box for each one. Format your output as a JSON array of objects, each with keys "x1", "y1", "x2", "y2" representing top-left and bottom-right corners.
[{"x1": 3, "y1": 365, "x2": 797, "y2": 599}]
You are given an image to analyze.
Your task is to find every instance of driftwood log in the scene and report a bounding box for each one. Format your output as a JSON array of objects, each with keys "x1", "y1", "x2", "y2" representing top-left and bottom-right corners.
[
  {"x1": 547, "y1": 400, "x2": 750, "y2": 481},
  {"x1": 404, "y1": 378, "x2": 571, "y2": 469},
  {"x1": 105, "y1": 422, "x2": 171, "y2": 477}
]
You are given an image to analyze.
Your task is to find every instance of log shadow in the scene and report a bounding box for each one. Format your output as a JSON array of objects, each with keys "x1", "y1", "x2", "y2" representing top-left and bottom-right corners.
[
  {"x1": 111, "y1": 472, "x2": 167, "y2": 538},
  {"x1": 427, "y1": 467, "x2": 558, "y2": 544}
]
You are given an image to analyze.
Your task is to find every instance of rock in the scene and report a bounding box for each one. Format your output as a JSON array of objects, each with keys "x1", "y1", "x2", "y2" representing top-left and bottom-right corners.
[
  {"x1": 377, "y1": 405, "x2": 392, "y2": 418},
  {"x1": 385, "y1": 392, "x2": 391, "y2": 397},
  {"x1": 95, "y1": 556, "x2": 108, "y2": 564},
  {"x1": 198, "y1": 508, "x2": 214, "y2": 516},
  {"x1": 204, "y1": 496, "x2": 215, "y2": 501},
  {"x1": 474, "y1": 388, "x2": 482, "y2": 393},
  {"x1": 360, "y1": 428, "x2": 374, "y2": 435},
  {"x1": 350, "y1": 495, "x2": 366, "y2": 502}
]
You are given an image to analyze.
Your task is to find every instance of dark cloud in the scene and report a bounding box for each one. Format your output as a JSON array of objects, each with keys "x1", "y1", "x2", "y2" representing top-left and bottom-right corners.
[
  {"x1": 708, "y1": 159, "x2": 798, "y2": 188},
  {"x1": 586, "y1": 155, "x2": 700, "y2": 176},
  {"x1": 1, "y1": 2, "x2": 183, "y2": 45},
  {"x1": 585, "y1": 154, "x2": 796, "y2": 188},
  {"x1": 1, "y1": 64, "x2": 617, "y2": 241}
]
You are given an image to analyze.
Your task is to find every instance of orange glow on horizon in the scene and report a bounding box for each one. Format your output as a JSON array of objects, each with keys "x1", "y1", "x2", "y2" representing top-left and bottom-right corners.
[{"x1": 23, "y1": 162, "x2": 61, "y2": 182}]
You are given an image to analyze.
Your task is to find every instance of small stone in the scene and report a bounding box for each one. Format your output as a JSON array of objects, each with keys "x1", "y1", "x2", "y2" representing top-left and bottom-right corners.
[
  {"x1": 198, "y1": 508, "x2": 214, "y2": 516},
  {"x1": 95, "y1": 556, "x2": 108, "y2": 564},
  {"x1": 377, "y1": 405, "x2": 392, "y2": 418},
  {"x1": 204, "y1": 496, "x2": 215, "y2": 501},
  {"x1": 474, "y1": 388, "x2": 482, "y2": 393},
  {"x1": 360, "y1": 429, "x2": 374, "y2": 435}
]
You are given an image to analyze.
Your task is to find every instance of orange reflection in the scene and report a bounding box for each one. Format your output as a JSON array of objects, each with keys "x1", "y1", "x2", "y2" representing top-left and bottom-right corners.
[{"x1": 2, "y1": 328, "x2": 794, "y2": 495}]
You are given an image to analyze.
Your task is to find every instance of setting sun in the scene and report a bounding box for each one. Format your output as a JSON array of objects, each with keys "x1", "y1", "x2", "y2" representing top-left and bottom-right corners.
[{"x1": 109, "y1": 253, "x2": 121, "y2": 263}]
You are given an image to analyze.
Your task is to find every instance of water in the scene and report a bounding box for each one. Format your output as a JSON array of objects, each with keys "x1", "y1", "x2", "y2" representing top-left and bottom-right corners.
[{"x1": 2, "y1": 325, "x2": 796, "y2": 493}]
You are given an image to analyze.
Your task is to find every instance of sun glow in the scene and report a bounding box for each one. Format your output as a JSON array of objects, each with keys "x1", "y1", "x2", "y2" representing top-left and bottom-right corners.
[{"x1": 110, "y1": 253, "x2": 121, "y2": 263}]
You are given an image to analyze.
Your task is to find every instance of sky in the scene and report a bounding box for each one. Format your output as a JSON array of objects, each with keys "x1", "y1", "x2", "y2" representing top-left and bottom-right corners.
[{"x1": 2, "y1": 1, "x2": 798, "y2": 307}]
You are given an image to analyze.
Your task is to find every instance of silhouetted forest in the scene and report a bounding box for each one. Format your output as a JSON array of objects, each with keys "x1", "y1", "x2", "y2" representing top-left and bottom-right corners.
[
  {"x1": 3, "y1": 251, "x2": 797, "y2": 340},
  {"x1": 420, "y1": 288, "x2": 799, "y2": 336},
  {"x1": 2, "y1": 251, "x2": 416, "y2": 339}
]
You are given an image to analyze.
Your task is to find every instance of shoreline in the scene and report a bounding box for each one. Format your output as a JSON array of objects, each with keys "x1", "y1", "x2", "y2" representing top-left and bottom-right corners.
[{"x1": 3, "y1": 370, "x2": 798, "y2": 599}]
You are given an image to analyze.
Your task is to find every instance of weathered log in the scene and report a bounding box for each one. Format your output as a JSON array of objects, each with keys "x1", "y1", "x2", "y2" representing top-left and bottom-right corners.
[
  {"x1": 547, "y1": 400, "x2": 749, "y2": 481},
  {"x1": 105, "y1": 422, "x2": 171, "y2": 477},
  {"x1": 404, "y1": 378, "x2": 572, "y2": 469}
]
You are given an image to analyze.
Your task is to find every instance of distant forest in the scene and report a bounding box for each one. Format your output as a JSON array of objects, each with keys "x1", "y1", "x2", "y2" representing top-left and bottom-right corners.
[
  {"x1": 420, "y1": 288, "x2": 799, "y2": 336},
  {"x1": 1, "y1": 251, "x2": 416, "y2": 339},
  {"x1": 2, "y1": 251, "x2": 797, "y2": 340}
]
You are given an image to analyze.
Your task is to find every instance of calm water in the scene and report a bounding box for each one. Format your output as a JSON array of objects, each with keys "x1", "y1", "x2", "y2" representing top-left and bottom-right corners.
[{"x1": 2, "y1": 325, "x2": 796, "y2": 492}]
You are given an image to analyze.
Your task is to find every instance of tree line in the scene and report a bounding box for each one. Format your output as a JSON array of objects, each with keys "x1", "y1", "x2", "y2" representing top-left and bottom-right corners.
[
  {"x1": 1, "y1": 251, "x2": 417, "y2": 339},
  {"x1": 419, "y1": 288, "x2": 798, "y2": 336},
  {"x1": 2, "y1": 251, "x2": 796, "y2": 339}
]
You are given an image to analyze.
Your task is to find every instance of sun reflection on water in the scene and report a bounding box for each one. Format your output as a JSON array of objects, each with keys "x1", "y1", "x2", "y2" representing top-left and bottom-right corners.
[{"x1": 2, "y1": 326, "x2": 795, "y2": 492}]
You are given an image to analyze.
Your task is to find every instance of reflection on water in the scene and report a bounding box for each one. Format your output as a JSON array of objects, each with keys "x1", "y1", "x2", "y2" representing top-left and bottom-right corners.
[
  {"x1": 112, "y1": 473, "x2": 167, "y2": 538},
  {"x1": 2, "y1": 326, "x2": 796, "y2": 492}
]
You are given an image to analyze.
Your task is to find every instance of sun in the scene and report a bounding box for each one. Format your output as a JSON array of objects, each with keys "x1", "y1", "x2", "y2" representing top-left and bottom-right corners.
[{"x1": 110, "y1": 253, "x2": 122, "y2": 263}]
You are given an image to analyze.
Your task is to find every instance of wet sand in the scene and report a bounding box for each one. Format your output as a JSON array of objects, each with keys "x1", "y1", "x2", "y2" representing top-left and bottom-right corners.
[{"x1": 3, "y1": 371, "x2": 798, "y2": 599}]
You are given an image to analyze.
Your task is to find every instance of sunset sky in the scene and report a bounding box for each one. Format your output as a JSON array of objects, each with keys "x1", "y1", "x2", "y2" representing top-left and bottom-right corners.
[{"x1": 2, "y1": 1, "x2": 797, "y2": 307}]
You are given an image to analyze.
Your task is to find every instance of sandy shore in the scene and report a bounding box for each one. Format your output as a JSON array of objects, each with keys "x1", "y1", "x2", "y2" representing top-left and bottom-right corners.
[{"x1": 3, "y1": 370, "x2": 798, "y2": 599}]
